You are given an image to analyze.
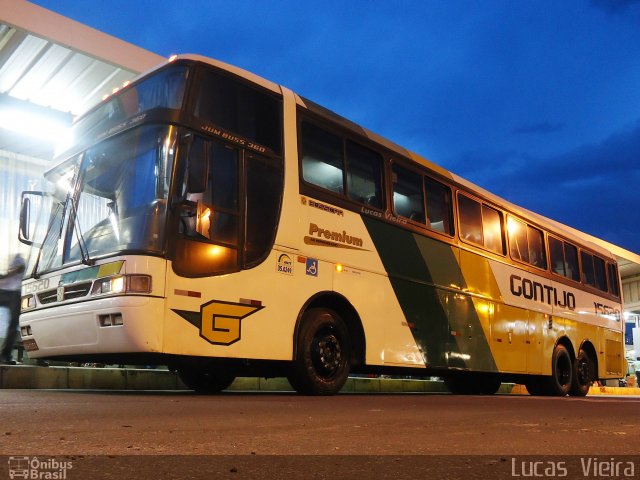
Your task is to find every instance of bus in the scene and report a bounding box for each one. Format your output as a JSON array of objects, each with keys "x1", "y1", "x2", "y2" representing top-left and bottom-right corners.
[{"x1": 17, "y1": 54, "x2": 625, "y2": 396}]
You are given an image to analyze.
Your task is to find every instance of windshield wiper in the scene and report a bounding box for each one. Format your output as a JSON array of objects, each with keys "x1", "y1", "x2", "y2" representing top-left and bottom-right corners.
[
  {"x1": 31, "y1": 201, "x2": 63, "y2": 279},
  {"x1": 70, "y1": 199, "x2": 94, "y2": 266}
]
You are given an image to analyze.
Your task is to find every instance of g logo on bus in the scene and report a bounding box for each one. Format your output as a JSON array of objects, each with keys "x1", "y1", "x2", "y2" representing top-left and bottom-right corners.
[{"x1": 172, "y1": 299, "x2": 263, "y2": 346}]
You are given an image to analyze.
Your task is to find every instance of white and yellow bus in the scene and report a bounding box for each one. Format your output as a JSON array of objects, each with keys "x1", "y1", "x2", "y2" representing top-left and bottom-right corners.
[{"x1": 18, "y1": 55, "x2": 625, "y2": 396}]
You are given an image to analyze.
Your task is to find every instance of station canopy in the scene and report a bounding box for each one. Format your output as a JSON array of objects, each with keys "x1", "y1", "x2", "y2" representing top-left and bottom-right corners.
[{"x1": 0, "y1": 0, "x2": 164, "y2": 159}]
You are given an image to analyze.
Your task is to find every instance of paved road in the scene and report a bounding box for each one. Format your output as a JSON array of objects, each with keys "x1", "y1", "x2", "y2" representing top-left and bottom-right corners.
[{"x1": 0, "y1": 390, "x2": 639, "y2": 479}]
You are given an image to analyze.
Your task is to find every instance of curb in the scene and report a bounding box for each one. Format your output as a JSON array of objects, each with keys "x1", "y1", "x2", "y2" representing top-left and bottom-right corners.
[{"x1": 1, "y1": 365, "x2": 639, "y2": 396}]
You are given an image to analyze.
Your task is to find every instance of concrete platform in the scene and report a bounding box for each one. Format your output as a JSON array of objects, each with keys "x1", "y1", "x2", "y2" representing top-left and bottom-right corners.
[{"x1": 1, "y1": 364, "x2": 639, "y2": 395}]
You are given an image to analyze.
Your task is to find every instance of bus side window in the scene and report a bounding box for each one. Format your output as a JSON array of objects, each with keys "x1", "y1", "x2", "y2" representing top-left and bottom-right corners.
[
  {"x1": 425, "y1": 176, "x2": 453, "y2": 235},
  {"x1": 527, "y1": 225, "x2": 547, "y2": 269},
  {"x1": 581, "y1": 251, "x2": 595, "y2": 286},
  {"x1": 392, "y1": 165, "x2": 425, "y2": 223},
  {"x1": 301, "y1": 122, "x2": 344, "y2": 194},
  {"x1": 564, "y1": 242, "x2": 580, "y2": 282},
  {"x1": 593, "y1": 255, "x2": 608, "y2": 292},
  {"x1": 245, "y1": 153, "x2": 283, "y2": 267},
  {"x1": 549, "y1": 236, "x2": 566, "y2": 276},
  {"x1": 507, "y1": 217, "x2": 546, "y2": 269},
  {"x1": 345, "y1": 140, "x2": 384, "y2": 209},
  {"x1": 482, "y1": 204, "x2": 504, "y2": 254},
  {"x1": 608, "y1": 263, "x2": 620, "y2": 297},
  {"x1": 550, "y1": 237, "x2": 580, "y2": 282},
  {"x1": 458, "y1": 194, "x2": 483, "y2": 245}
]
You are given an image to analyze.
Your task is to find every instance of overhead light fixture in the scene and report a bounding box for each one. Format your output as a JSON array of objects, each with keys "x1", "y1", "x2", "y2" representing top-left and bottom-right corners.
[{"x1": 0, "y1": 106, "x2": 70, "y2": 144}]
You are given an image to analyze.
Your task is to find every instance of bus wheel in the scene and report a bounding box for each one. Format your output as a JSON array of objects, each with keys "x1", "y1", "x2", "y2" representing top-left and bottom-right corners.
[
  {"x1": 549, "y1": 344, "x2": 572, "y2": 396},
  {"x1": 569, "y1": 349, "x2": 593, "y2": 397},
  {"x1": 287, "y1": 308, "x2": 351, "y2": 395},
  {"x1": 177, "y1": 367, "x2": 236, "y2": 394},
  {"x1": 524, "y1": 377, "x2": 549, "y2": 396},
  {"x1": 477, "y1": 376, "x2": 502, "y2": 395}
]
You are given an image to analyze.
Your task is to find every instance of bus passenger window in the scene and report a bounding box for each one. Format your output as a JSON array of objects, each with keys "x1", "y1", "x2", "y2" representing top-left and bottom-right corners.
[
  {"x1": 581, "y1": 251, "x2": 595, "y2": 287},
  {"x1": 301, "y1": 122, "x2": 344, "y2": 194},
  {"x1": 482, "y1": 205, "x2": 504, "y2": 254},
  {"x1": 458, "y1": 194, "x2": 483, "y2": 245},
  {"x1": 508, "y1": 217, "x2": 529, "y2": 264},
  {"x1": 425, "y1": 177, "x2": 453, "y2": 235},
  {"x1": 549, "y1": 237, "x2": 579, "y2": 281},
  {"x1": 593, "y1": 256, "x2": 608, "y2": 292},
  {"x1": 549, "y1": 236, "x2": 566, "y2": 276},
  {"x1": 392, "y1": 165, "x2": 425, "y2": 223},
  {"x1": 608, "y1": 263, "x2": 620, "y2": 297},
  {"x1": 527, "y1": 225, "x2": 547, "y2": 269},
  {"x1": 564, "y1": 242, "x2": 580, "y2": 281},
  {"x1": 345, "y1": 140, "x2": 383, "y2": 208}
]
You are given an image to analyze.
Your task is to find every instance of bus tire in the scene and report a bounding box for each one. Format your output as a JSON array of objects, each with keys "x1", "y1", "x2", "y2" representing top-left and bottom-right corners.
[
  {"x1": 287, "y1": 308, "x2": 351, "y2": 395},
  {"x1": 524, "y1": 377, "x2": 549, "y2": 396},
  {"x1": 178, "y1": 367, "x2": 235, "y2": 394},
  {"x1": 548, "y1": 344, "x2": 572, "y2": 396},
  {"x1": 477, "y1": 376, "x2": 502, "y2": 395},
  {"x1": 569, "y1": 349, "x2": 593, "y2": 397}
]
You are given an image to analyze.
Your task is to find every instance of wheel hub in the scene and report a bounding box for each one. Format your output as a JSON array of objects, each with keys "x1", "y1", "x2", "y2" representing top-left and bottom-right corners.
[
  {"x1": 312, "y1": 332, "x2": 342, "y2": 376},
  {"x1": 576, "y1": 359, "x2": 590, "y2": 385}
]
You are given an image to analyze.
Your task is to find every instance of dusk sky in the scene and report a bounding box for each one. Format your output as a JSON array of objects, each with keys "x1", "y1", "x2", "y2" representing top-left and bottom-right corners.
[{"x1": 33, "y1": 0, "x2": 640, "y2": 254}]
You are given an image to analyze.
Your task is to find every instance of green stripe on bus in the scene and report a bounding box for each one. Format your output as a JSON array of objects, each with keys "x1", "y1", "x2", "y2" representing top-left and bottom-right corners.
[{"x1": 363, "y1": 216, "x2": 497, "y2": 372}]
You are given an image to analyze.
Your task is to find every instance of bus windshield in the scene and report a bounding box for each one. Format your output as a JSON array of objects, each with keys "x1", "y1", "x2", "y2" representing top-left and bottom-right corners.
[
  {"x1": 32, "y1": 125, "x2": 177, "y2": 275},
  {"x1": 67, "y1": 65, "x2": 188, "y2": 155},
  {"x1": 25, "y1": 59, "x2": 284, "y2": 278}
]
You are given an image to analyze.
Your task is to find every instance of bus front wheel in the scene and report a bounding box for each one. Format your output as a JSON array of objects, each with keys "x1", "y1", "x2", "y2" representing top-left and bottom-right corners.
[
  {"x1": 178, "y1": 367, "x2": 236, "y2": 394},
  {"x1": 287, "y1": 307, "x2": 351, "y2": 395}
]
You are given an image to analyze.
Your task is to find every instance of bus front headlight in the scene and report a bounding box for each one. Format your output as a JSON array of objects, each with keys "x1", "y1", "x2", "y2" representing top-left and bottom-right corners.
[
  {"x1": 91, "y1": 275, "x2": 152, "y2": 296},
  {"x1": 21, "y1": 294, "x2": 36, "y2": 311}
]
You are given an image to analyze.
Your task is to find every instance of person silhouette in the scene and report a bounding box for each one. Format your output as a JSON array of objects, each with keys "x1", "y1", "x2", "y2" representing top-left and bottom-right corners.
[{"x1": 0, "y1": 254, "x2": 26, "y2": 364}]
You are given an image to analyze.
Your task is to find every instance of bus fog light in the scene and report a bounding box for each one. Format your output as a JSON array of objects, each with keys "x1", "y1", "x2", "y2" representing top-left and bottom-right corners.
[{"x1": 99, "y1": 313, "x2": 124, "y2": 327}]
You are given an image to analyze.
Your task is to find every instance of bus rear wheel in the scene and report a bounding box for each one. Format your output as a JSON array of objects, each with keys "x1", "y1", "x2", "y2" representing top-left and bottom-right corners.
[
  {"x1": 287, "y1": 308, "x2": 351, "y2": 395},
  {"x1": 569, "y1": 349, "x2": 594, "y2": 397},
  {"x1": 548, "y1": 344, "x2": 572, "y2": 396},
  {"x1": 178, "y1": 367, "x2": 236, "y2": 394}
]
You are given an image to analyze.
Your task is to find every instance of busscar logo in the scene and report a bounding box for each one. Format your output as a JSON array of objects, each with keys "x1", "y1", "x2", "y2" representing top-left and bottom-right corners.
[{"x1": 173, "y1": 299, "x2": 264, "y2": 346}]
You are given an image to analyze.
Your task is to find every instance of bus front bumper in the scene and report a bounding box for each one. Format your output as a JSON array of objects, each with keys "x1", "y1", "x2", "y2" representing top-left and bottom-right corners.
[{"x1": 19, "y1": 296, "x2": 165, "y2": 359}]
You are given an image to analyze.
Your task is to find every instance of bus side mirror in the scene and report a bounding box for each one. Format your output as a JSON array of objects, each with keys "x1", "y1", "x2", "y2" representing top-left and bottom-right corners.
[
  {"x1": 19, "y1": 191, "x2": 46, "y2": 246},
  {"x1": 19, "y1": 197, "x2": 31, "y2": 243}
]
